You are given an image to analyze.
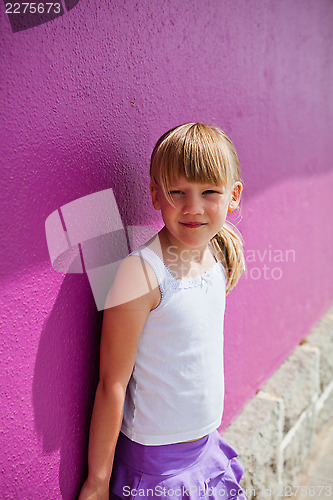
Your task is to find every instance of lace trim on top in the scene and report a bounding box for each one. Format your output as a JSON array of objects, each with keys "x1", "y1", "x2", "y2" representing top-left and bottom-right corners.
[{"x1": 143, "y1": 245, "x2": 225, "y2": 291}]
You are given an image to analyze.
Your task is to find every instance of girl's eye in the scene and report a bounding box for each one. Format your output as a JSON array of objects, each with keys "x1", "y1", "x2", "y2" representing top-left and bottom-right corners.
[
  {"x1": 203, "y1": 190, "x2": 220, "y2": 195},
  {"x1": 169, "y1": 190, "x2": 183, "y2": 195}
]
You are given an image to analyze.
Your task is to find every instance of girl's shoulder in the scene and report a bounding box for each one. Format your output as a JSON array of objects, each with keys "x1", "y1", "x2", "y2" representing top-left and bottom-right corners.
[{"x1": 105, "y1": 249, "x2": 160, "y2": 310}]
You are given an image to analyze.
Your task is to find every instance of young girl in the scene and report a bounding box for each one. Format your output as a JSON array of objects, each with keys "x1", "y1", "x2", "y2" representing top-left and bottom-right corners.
[{"x1": 79, "y1": 123, "x2": 247, "y2": 500}]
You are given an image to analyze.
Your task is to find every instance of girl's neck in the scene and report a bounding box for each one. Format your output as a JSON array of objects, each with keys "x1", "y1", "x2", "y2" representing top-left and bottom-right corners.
[
  {"x1": 155, "y1": 227, "x2": 216, "y2": 281},
  {"x1": 159, "y1": 227, "x2": 208, "y2": 263}
]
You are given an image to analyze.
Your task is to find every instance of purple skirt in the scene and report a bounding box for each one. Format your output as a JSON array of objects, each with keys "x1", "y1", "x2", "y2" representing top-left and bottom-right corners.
[{"x1": 109, "y1": 430, "x2": 247, "y2": 499}]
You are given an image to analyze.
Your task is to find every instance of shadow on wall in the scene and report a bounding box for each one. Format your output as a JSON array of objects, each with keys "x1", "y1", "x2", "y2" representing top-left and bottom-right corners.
[
  {"x1": 32, "y1": 273, "x2": 102, "y2": 499},
  {"x1": 29, "y1": 134, "x2": 154, "y2": 497},
  {"x1": 1, "y1": 126, "x2": 153, "y2": 283}
]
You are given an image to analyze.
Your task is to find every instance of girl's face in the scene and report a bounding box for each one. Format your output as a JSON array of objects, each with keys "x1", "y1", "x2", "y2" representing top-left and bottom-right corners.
[{"x1": 150, "y1": 176, "x2": 242, "y2": 251}]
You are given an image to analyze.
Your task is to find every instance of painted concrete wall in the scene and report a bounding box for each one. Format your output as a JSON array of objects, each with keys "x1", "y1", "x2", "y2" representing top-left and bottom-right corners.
[{"x1": 1, "y1": 0, "x2": 332, "y2": 498}]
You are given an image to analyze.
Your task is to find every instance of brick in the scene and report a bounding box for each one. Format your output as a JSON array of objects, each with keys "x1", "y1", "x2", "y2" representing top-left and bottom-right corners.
[
  {"x1": 280, "y1": 404, "x2": 316, "y2": 489},
  {"x1": 306, "y1": 307, "x2": 333, "y2": 393},
  {"x1": 223, "y1": 392, "x2": 284, "y2": 499},
  {"x1": 315, "y1": 380, "x2": 333, "y2": 432},
  {"x1": 260, "y1": 345, "x2": 320, "y2": 434}
]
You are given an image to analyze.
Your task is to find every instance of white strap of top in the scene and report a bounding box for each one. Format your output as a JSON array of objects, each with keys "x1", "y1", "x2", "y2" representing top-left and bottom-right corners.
[{"x1": 131, "y1": 246, "x2": 167, "y2": 293}]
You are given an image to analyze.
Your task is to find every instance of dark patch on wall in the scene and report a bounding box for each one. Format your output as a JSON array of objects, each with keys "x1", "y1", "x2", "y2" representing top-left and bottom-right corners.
[{"x1": 3, "y1": 0, "x2": 80, "y2": 32}]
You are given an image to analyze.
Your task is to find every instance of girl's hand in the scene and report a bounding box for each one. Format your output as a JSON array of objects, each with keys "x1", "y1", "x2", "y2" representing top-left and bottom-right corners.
[{"x1": 78, "y1": 477, "x2": 109, "y2": 500}]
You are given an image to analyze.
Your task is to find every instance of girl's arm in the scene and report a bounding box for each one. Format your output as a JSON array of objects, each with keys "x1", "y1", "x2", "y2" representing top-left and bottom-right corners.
[{"x1": 78, "y1": 255, "x2": 159, "y2": 500}]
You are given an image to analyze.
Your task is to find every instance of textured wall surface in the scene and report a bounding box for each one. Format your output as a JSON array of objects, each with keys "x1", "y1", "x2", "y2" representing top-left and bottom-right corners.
[{"x1": 1, "y1": 0, "x2": 332, "y2": 498}]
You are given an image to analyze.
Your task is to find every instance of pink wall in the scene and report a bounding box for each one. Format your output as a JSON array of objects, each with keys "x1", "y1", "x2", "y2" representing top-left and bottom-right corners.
[{"x1": 1, "y1": 0, "x2": 332, "y2": 497}]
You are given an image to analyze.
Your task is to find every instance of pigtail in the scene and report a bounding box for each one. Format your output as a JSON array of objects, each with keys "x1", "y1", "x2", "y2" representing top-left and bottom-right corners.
[{"x1": 211, "y1": 220, "x2": 245, "y2": 295}]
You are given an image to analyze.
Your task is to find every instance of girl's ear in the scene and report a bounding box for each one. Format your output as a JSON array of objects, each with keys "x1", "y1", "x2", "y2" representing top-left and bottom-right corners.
[
  {"x1": 150, "y1": 182, "x2": 161, "y2": 210},
  {"x1": 228, "y1": 181, "x2": 243, "y2": 213}
]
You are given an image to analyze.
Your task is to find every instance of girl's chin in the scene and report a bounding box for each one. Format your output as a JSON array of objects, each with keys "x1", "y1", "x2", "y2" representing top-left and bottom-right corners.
[{"x1": 161, "y1": 226, "x2": 214, "y2": 248}]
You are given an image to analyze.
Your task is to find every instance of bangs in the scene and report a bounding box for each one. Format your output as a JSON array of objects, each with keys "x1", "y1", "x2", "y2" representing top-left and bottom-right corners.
[{"x1": 150, "y1": 123, "x2": 239, "y2": 202}]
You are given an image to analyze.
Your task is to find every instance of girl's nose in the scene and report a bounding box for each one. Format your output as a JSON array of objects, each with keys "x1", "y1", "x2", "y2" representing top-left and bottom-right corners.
[{"x1": 182, "y1": 195, "x2": 204, "y2": 215}]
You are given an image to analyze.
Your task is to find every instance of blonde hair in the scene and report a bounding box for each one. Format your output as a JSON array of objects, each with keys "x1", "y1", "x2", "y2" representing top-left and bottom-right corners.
[{"x1": 150, "y1": 122, "x2": 245, "y2": 294}]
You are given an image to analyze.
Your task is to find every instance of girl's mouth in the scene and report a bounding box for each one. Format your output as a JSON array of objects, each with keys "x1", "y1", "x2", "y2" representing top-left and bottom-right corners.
[{"x1": 180, "y1": 222, "x2": 206, "y2": 228}]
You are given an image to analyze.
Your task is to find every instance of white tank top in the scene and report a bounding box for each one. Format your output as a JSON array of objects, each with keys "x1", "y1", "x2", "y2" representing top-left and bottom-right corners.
[{"x1": 121, "y1": 242, "x2": 226, "y2": 445}]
